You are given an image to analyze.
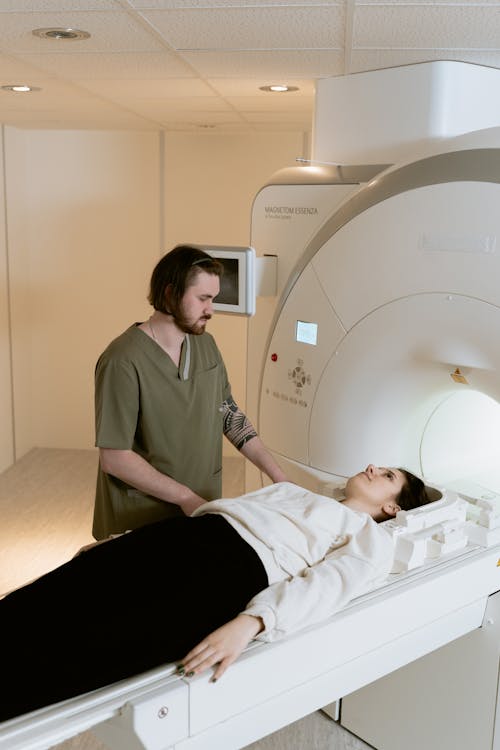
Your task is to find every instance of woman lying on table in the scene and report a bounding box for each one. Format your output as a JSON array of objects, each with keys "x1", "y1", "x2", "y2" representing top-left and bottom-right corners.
[{"x1": 1, "y1": 465, "x2": 429, "y2": 722}]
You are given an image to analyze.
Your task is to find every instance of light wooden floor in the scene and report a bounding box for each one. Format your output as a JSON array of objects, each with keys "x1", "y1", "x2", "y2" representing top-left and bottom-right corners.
[{"x1": 0, "y1": 448, "x2": 371, "y2": 750}]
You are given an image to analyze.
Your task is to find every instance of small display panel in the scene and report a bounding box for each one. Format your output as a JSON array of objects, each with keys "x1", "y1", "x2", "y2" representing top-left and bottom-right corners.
[
  {"x1": 194, "y1": 245, "x2": 255, "y2": 315},
  {"x1": 296, "y1": 320, "x2": 318, "y2": 345},
  {"x1": 215, "y1": 258, "x2": 239, "y2": 305}
]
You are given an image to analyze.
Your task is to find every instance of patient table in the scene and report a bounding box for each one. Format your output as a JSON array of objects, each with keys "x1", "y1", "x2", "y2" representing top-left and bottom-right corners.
[{"x1": 1, "y1": 488, "x2": 499, "y2": 750}]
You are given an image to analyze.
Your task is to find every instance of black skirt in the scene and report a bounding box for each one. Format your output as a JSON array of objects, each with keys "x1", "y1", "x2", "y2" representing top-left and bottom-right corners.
[{"x1": 0, "y1": 513, "x2": 268, "y2": 721}]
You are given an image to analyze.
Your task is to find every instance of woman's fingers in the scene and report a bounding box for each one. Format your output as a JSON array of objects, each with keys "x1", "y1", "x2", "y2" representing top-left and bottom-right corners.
[
  {"x1": 182, "y1": 642, "x2": 228, "y2": 676},
  {"x1": 177, "y1": 614, "x2": 263, "y2": 680},
  {"x1": 211, "y1": 653, "x2": 237, "y2": 681},
  {"x1": 180, "y1": 644, "x2": 216, "y2": 674}
]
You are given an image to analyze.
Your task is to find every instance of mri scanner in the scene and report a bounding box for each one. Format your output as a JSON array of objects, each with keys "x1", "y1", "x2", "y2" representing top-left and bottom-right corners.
[
  {"x1": 244, "y1": 61, "x2": 500, "y2": 749},
  {"x1": 2, "y1": 61, "x2": 500, "y2": 750}
]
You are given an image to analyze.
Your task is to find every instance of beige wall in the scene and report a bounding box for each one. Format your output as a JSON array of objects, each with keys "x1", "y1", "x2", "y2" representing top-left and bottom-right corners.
[
  {"x1": 163, "y1": 132, "x2": 304, "y2": 454},
  {"x1": 0, "y1": 127, "x2": 14, "y2": 472},
  {"x1": 5, "y1": 127, "x2": 32, "y2": 461},
  {"x1": 0, "y1": 127, "x2": 306, "y2": 469},
  {"x1": 6, "y1": 128, "x2": 161, "y2": 456}
]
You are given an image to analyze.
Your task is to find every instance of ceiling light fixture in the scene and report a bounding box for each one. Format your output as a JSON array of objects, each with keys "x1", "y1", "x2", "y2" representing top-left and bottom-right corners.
[
  {"x1": 1, "y1": 84, "x2": 40, "y2": 93},
  {"x1": 259, "y1": 85, "x2": 299, "y2": 93},
  {"x1": 32, "y1": 27, "x2": 91, "y2": 41}
]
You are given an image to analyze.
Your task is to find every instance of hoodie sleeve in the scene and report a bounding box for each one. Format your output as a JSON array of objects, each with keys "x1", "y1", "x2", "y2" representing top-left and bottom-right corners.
[{"x1": 243, "y1": 526, "x2": 393, "y2": 642}]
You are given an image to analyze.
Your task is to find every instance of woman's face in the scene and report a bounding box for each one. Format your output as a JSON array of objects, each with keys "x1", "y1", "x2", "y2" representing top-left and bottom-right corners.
[{"x1": 345, "y1": 464, "x2": 406, "y2": 507}]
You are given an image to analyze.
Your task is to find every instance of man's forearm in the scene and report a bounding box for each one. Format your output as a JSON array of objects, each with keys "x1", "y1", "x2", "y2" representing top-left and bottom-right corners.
[
  {"x1": 222, "y1": 398, "x2": 286, "y2": 482},
  {"x1": 99, "y1": 448, "x2": 205, "y2": 513},
  {"x1": 239, "y1": 436, "x2": 287, "y2": 483}
]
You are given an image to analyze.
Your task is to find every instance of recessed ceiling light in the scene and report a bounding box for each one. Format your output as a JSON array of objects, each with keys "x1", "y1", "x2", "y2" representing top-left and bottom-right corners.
[
  {"x1": 32, "y1": 27, "x2": 91, "y2": 41},
  {"x1": 1, "y1": 84, "x2": 40, "y2": 93},
  {"x1": 259, "y1": 85, "x2": 299, "y2": 93}
]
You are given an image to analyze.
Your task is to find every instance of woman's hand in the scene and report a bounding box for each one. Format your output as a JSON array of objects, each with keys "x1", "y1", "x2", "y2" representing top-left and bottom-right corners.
[{"x1": 178, "y1": 614, "x2": 264, "y2": 682}]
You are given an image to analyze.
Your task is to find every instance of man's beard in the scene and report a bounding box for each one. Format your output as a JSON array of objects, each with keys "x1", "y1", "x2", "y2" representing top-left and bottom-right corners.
[{"x1": 169, "y1": 305, "x2": 211, "y2": 335}]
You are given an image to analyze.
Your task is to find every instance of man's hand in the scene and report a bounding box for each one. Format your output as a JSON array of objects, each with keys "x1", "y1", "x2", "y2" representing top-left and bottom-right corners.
[
  {"x1": 99, "y1": 448, "x2": 208, "y2": 513},
  {"x1": 177, "y1": 614, "x2": 264, "y2": 681},
  {"x1": 180, "y1": 492, "x2": 207, "y2": 516}
]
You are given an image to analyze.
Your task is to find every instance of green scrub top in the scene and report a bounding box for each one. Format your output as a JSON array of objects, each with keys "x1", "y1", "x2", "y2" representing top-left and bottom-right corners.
[{"x1": 93, "y1": 324, "x2": 231, "y2": 538}]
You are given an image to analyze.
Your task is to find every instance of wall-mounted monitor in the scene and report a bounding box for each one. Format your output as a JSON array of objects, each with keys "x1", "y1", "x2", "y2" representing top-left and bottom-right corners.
[{"x1": 194, "y1": 245, "x2": 256, "y2": 316}]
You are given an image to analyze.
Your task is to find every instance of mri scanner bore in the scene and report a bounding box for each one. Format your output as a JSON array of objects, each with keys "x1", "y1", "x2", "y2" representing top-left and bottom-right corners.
[{"x1": 252, "y1": 148, "x2": 500, "y2": 500}]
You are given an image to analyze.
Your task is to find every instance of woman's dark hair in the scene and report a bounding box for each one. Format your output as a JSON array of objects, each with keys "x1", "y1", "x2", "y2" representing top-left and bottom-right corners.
[
  {"x1": 396, "y1": 468, "x2": 433, "y2": 511},
  {"x1": 148, "y1": 245, "x2": 223, "y2": 314}
]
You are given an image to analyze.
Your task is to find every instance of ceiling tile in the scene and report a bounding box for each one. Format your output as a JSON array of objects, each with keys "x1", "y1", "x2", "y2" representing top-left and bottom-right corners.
[
  {"x1": 226, "y1": 95, "x2": 314, "y2": 111},
  {"x1": 242, "y1": 110, "x2": 312, "y2": 122},
  {"x1": 351, "y1": 48, "x2": 500, "y2": 73},
  {"x1": 0, "y1": 80, "x2": 96, "y2": 107},
  {"x1": 250, "y1": 120, "x2": 311, "y2": 132},
  {"x1": 0, "y1": 10, "x2": 165, "y2": 53},
  {"x1": 0, "y1": 92, "x2": 159, "y2": 128},
  {"x1": 0, "y1": 53, "x2": 55, "y2": 82},
  {"x1": 156, "y1": 109, "x2": 243, "y2": 123},
  {"x1": 1, "y1": 0, "x2": 500, "y2": 132},
  {"x1": 358, "y1": 0, "x2": 500, "y2": 5},
  {"x1": 74, "y1": 78, "x2": 215, "y2": 98},
  {"x1": 164, "y1": 121, "x2": 256, "y2": 132},
  {"x1": 15, "y1": 51, "x2": 195, "y2": 79},
  {"x1": 124, "y1": 97, "x2": 235, "y2": 115},
  {"x1": 353, "y1": 5, "x2": 500, "y2": 49},
  {"x1": 0, "y1": 1, "x2": 120, "y2": 9},
  {"x1": 4, "y1": 111, "x2": 159, "y2": 129},
  {"x1": 181, "y1": 49, "x2": 345, "y2": 77},
  {"x1": 132, "y1": 0, "x2": 343, "y2": 6},
  {"x1": 207, "y1": 78, "x2": 315, "y2": 96},
  {"x1": 142, "y1": 6, "x2": 345, "y2": 50}
]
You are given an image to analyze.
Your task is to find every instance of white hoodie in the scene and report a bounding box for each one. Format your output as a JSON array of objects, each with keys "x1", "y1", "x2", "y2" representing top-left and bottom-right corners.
[{"x1": 193, "y1": 482, "x2": 393, "y2": 642}]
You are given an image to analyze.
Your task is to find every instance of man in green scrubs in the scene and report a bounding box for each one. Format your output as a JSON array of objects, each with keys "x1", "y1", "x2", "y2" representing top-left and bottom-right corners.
[{"x1": 93, "y1": 245, "x2": 286, "y2": 539}]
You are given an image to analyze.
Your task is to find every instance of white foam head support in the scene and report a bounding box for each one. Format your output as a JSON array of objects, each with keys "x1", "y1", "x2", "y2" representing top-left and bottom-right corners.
[
  {"x1": 476, "y1": 496, "x2": 500, "y2": 513},
  {"x1": 384, "y1": 489, "x2": 471, "y2": 573},
  {"x1": 395, "y1": 492, "x2": 467, "y2": 531}
]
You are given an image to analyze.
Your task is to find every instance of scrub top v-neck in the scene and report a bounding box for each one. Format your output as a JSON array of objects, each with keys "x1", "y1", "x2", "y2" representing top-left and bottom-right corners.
[{"x1": 93, "y1": 324, "x2": 231, "y2": 537}]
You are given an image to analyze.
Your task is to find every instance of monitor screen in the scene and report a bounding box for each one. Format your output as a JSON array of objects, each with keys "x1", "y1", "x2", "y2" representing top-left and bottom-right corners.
[
  {"x1": 194, "y1": 245, "x2": 256, "y2": 315},
  {"x1": 216, "y1": 258, "x2": 239, "y2": 306}
]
